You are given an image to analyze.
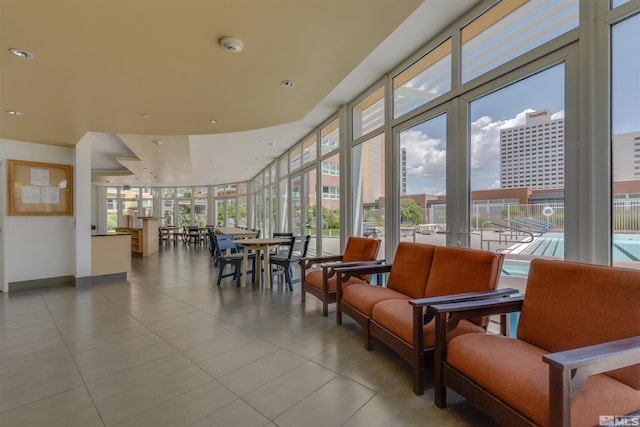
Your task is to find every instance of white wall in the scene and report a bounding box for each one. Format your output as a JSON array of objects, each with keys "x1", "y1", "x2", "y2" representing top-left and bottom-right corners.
[{"x1": 0, "y1": 139, "x2": 77, "y2": 291}]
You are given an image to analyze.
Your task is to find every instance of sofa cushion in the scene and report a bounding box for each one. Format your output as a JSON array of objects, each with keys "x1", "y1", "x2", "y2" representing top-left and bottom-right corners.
[
  {"x1": 517, "y1": 259, "x2": 640, "y2": 389},
  {"x1": 305, "y1": 270, "x2": 365, "y2": 292},
  {"x1": 424, "y1": 246, "x2": 502, "y2": 298},
  {"x1": 342, "y1": 284, "x2": 408, "y2": 317},
  {"x1": 371, "y1": 298, "x2": 484, "y2": 345},
  {"x1": 447, "y1": 333, "x2": 640, "y2": 427},
  {"x1": 342, "y1": 236, "x2": 380, "y2": 263},
  {"x1": 385, "y1": 243, "x2": 435, "y2": 298}
]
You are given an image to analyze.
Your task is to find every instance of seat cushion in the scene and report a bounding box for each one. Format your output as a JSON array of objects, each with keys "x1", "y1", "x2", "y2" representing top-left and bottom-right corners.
[
  {"x1": 447, "y1": 333, "x2": 640, "y2": 427},
  {"x1": 371, "y1": 298, "x2": 484, "y2": 345},
  {"x1": 305, "y1": 269, "x2": 365, "y2": 292},
  {"x1": 342, "y1": 284, "x2": 408, "y2": 317}
]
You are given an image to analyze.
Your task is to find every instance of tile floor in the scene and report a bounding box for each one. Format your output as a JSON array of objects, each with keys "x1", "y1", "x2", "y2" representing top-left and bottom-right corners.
[{"x1": 0, "y1": 244, "x2": 497, "y2": 426}]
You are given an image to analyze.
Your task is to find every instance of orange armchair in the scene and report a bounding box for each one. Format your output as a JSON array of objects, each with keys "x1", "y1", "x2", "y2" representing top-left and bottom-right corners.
[
  {"x1": 300, "y1": 236, "x2": 381, "y2": 316},
  {"x1": 429, "y1": 259, "x2": 640, "y2": 426}
]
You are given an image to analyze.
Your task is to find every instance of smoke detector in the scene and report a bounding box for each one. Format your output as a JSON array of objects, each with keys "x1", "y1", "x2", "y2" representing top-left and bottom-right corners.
[{"x1": 220, "y1": 37, "x2": 243, "y2": 53}]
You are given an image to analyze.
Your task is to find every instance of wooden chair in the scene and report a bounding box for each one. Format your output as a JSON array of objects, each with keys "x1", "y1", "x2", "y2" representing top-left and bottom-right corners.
[
  {"x1": 211, "y1": 232, "x2": 255, "y2": 286},
  {"x1": 269, "y1": 235, "x2": 310, "y2": 290},
  {"x1": 429, "y1": 258, "x2": 640, "y2": 427},
  {"x1": 300, "y1": 236, "x2": 381, "y2": 316}
]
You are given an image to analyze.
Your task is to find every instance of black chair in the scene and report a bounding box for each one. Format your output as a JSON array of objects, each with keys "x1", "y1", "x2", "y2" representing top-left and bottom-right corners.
[
  {"x1": 211, "y1": 231, "x2": 255, "y2": 286},
  {"x1": 183, "y1": 226, "x2": 200, "y2": 245},
  {"x1": 269, "y1": 235, "x2": 310, "y2": 291},
  {"x1": 271, "y1": 232, "x2": 294, "y2": 256}
]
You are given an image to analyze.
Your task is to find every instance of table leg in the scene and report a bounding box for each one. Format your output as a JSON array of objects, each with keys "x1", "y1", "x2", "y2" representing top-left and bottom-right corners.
[
  {"x1": 263, "y1": 248, "x2": 271, "y2": 289},
  {"x1": 240, "y1": 249, "x2": 248, "y2": 288}
]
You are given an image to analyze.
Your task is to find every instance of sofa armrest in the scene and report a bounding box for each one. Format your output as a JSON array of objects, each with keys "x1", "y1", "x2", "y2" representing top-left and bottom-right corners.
[
  {"x1": 431, "y1": 294, "x2": 525, "y2": 408},
  {"x1": 301, "y1": 254, "x2": 343, "y2": 266},
  {"x1": 542, "y1": 336, "x2": 640, "y2": 426},
  {"x1": 300, "y1": 255, "x2": 344, "y2": 277},
  {"x1": 427, "y1": 294, "x2": 525, "y2": 320},
  {"x1": 411, "y1": 288, "x2": 519, "y2": 325},
  {"x1": 334, "y1": 261, "x2": 389, "y2": 293}
]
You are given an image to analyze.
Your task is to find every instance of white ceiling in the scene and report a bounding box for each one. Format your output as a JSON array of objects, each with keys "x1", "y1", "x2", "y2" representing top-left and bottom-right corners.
[{"x1": 1, "y1": 0, "x2": 480, "y2": 187}]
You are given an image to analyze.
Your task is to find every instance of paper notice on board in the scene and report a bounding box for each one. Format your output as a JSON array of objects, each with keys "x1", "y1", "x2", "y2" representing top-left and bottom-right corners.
[
  {"x1": 21, "y1": 186, "x2": 41, "y2": 203},
  {"x1": 41, "y1": 187, "x2": 60, "y2": 204},
  {"x1": 31, "y1": 168, "x2": 50, "y2": 186}
]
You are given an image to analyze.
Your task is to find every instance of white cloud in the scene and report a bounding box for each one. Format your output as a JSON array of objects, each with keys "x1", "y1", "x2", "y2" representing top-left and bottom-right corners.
[{"x1": 404, "y1": 108, "x2": 561, "y2": 193}]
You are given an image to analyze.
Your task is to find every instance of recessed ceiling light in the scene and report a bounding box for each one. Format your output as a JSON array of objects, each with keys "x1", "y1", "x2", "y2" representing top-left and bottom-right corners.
[
  {"x1": 6, "y1": 110, "x2": 23, "y2": 116},
  {"x1": 269, "y1": 142, "x2": 276, "y2": 146},
  {"x1": 9, "y1": 48, "x2": 34, "y2": 59},
  {"x1": 139, "y1": 113, "x2": 151, "y2": 119},
  {"x1": 281, "y1": 80, "x2": 295, "y2": 88},
  {"x1": 210, "y1": 119, "x2": 221, "y2": 124},
  {"x1": 152, "y1": 139, "x2": 163, "y2": 145}
]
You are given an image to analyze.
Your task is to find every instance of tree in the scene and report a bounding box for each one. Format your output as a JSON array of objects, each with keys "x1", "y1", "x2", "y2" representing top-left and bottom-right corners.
[{"x1": 400, "y1": 198, "x2": 423, "y2": 225}]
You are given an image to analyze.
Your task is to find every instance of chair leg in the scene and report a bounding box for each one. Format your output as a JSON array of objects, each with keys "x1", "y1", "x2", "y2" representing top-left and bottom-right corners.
[
  {"x1": 284, "y1": 267, "x2": 292, "y2": 291},
  {"x1": 322, "y1": 300, "x2": 328, "y2": 317},
  {"x1": 234, "y1": 263, "x2": 241, "y2": 287},
  {"x1": 217, "y1": 264, "x2": 224, "y2": 286}
]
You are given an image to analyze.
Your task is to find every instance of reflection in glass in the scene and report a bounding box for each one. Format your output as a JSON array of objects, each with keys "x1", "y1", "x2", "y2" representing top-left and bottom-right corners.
[
  {"x1": 461, "y1": 0, "x2": 578, "y2": 83},
  {"x1": 394, "y1": 40, "x2": 451, "y2": 118}
]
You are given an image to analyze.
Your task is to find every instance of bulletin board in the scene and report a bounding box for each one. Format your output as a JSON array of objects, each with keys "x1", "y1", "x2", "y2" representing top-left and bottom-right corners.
[{"x1": 8, "y1": 159, "x2": 73, "y2": 216}]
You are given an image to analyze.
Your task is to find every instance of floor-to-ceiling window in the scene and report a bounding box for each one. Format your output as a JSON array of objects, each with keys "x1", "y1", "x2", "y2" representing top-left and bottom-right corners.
[
  {"x1": 611, "y1": 10, "x2": 640, "y2": 268},
  {"x1": 398, "y1": 113, "x2": 447, "y2": 246},
  {"x1": 351, "y1": 134, "x2": 385, "y2": 258},
  {"x1": 193, "y1": 186, "x2": 207, "y2": 227},
  {"x1": 468, "y1": 65, "x2": 566, "y2": 278},
  {"x1": 106, "y1": 187, "x2": 119, "y2": 231},
  {"x1": 320, "y1": 118, "x2": 340, "y2": 255},
  {"x1": 177, "y1": 187, "x2": 193, "y2": 227},
  {"x1": 160, "y1": 188, "x2": 175, "y2": 227},
  {"x1": 291, "y1": 174, "x2": 302, "y2": 235}
]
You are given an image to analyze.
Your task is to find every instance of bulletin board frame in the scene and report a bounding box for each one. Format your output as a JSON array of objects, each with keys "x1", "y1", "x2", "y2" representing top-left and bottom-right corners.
[{"x1": 8, "y1": 159, "x2": 73, "y2": 216}]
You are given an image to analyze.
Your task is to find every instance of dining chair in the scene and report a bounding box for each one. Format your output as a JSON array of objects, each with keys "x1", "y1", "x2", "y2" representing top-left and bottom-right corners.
[
  {"x1": 211, "y1": 231, "x2": 255, "y2": 286},
  {"x1": 182, "y1": 226, "x2": 200, "y2": 245},
  {"x1": 269, "y1": 235, "x2": 311, "y2": 291},
  {"x1": 271, "y1": 232, "x2": 294, "y2": 256}
]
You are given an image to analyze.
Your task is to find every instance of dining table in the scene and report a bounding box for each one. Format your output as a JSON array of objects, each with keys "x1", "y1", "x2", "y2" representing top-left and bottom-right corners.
[
  {"x1": 215, "y1": 226, "x2": 259, "y2": 238},
  {"x1": 233, "y1": 237, "x2": 290, "y2": 288},
  {"x1": 159, "y1": 226, "x2": 180, "y2": 244}
]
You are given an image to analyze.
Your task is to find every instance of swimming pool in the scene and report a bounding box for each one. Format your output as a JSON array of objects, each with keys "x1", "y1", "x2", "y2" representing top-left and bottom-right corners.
[{"x1": 501, "y1": 233, "x2": 640, "y2": 276}]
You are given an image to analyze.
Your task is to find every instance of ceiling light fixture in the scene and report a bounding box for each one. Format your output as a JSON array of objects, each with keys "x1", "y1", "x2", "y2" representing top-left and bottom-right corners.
[
  {"x1": 139, "y1": 113, "x2": 151, "y2": 119},
  {"x1": 9, "y1": 48, "x2": 34, "y2": 59},
  {"x1": 281, "y1": 80, "x2": 295, "y2": 88},
  {"x1": 220, "y1": 37, "x2": 244, "y2": 53},
  {"x1": 152, "y1": 139, "x2": 163, "y2": 145},
  {"x1": 6, "y1": 110, "x2": 23, "y2": 116},
  {"x1": 210, "y1": 119, "x2": 221, "y2": 124}
]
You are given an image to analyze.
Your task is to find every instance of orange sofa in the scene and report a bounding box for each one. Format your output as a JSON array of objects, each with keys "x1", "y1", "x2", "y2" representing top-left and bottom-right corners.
[
  {"x1": 429, "y1": 259, "x2": 640, "y2": 427},
  {"x1": 335, "y1": 242, "x2": 510, "y2": 395}
]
